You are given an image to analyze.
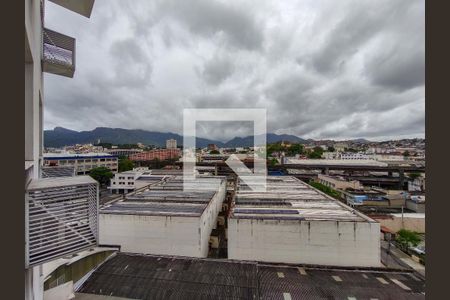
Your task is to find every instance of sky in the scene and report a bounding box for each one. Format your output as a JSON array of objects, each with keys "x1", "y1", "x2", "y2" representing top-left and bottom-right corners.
[{"x1": 44, "y1": 0, "x2": 425, "y2": 142}]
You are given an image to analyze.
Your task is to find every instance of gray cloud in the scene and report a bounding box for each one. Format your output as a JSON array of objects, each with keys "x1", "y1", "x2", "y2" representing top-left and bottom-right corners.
[
  {"x1": 158, "y1": 0, "x2": 264, "y2": 51},
  {"x1": 43, "y1": 0, "x2": 424, "y2": 141},
  {"x1": 201, "y1": 54, "x2": 235, "y2": 85}
]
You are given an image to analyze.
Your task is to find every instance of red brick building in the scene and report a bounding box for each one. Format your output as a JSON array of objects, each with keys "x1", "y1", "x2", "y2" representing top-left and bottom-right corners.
[{"x1": 129, "y1": 148, "x2": 181, "y2": 161}]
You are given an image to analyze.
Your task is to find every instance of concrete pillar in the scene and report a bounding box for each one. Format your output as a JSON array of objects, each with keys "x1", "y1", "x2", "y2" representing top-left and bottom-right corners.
[{"x1": 398, "y1": 170, "x2": 405, "y2": 189}]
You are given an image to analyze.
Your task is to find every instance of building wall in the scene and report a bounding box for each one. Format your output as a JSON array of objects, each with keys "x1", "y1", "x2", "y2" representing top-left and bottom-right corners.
[
  {"x1": 228, "y1": 219, "x2": 381, "y2": 267},
  {"x1": 198, "y1": 180, "x2": 226, "y2": 256},
  {"x1": 25, "y1": 1, "x2": 45, "y2": 299},
  {"x1": 44, "y1": 156, "x2": 118, "y2": 174},
  {"x1": 25, "y1": 0, "x2": 44, "y2": 179},
  {"x1": 166, "y1": 139, "x2": 177, "y2": 149},
  {"x1": 99, "y1": 215, "x2": 204, "y2": 257},
  {"x1": 317, "y1": 174, "x2": 362, "y2": 190},
  {"x1": 130, "y1": 149, "x2": 181, "y2": 161},
  {"x1": 110, "y1": 172, "x2": 137, "y2": 192},
  {"x1": 43, "y1": 281, "x2": 73, "y2": 300},
  {"x1": 374, "y1": 216, "x2": 425, "y2": 233}
]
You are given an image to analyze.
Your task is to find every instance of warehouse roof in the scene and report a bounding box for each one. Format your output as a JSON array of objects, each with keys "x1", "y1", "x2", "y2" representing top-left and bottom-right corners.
[
  {"x1": 231, "y1": 176, "x2": 374, "y2": 222},
  {"x1": 77, "y1": 252, "x2": 425, "y2": 300},
  {"x1": 101, "y1": 176, "x2": 225, "y2": 217}
]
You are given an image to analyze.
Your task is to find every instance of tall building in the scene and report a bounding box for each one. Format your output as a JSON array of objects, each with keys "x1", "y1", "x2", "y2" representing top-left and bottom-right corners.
[
  {"x1": 166, "y1": 138, "x2": 177, "y2": 149},
  {"x1": 25, "y1": 2, "x2": 113, "y2": 300}
]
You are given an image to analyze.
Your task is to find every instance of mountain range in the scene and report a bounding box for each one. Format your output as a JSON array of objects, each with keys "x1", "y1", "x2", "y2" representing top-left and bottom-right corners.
[{"x1": 44, "y1": 127, "x2": 307, "y2": 148}]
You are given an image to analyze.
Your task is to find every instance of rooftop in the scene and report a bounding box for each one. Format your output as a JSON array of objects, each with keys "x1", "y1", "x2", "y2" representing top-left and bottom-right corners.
[
  {"x1": 285, "y1": 158, "x2": 388, "y2": 167},
  {"x1": 77, "y1": 252, "x2": 425, "y2": 300},
  {"x1": 43, "y1": 152, "x2": 116, "y2": 158},
  {"x1": 231, "y1": 176, "x2": 373, "y2": 222},
  {"x1": 101, "y1": 176, "x2": 225, "y2": 217}
]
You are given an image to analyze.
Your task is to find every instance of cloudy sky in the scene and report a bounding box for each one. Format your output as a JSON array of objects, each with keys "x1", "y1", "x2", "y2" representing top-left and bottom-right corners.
[{"x1": 44, "y1": 0, "x2": 424, "y2": 141}]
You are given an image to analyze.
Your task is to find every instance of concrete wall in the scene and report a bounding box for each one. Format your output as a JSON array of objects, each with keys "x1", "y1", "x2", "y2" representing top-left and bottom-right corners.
[
  {"x1": 198, "y1": 180, "x2": 226, "y2": 255},
  {"x1": 100, "y1": 214, "x2": 203, "y2": 257},
  {"x1": 43, "y1": 281, "x2": 74, "y2": 300},
  {"x1": 375, "y1": 216, "x2": 425, "y2": 233},
  {"x1": 228, "y1": 219, "x2": 381, "y2": 267}
]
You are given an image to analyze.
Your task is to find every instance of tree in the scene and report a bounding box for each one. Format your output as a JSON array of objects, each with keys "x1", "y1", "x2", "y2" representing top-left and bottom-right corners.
[
  {"x1": 268, "y1": 158, "x2": 278, "y2": 167},
  {"x1": 119, "y1": 158, "x2": 134, "y2": 172},
  {"x1": 286, "y1": 143, "x2": 304, "y2": 156},
  {"x1": 210, "y1": 150, "x2": 220, "y2": 154},
  {"x1": 403, "y1": 150, "x2": 410, "y2": 157},
  {"x1": 396, "y1": 229, "x2": 421, "y2": 251},
  {"x1": 408, "y1": 172, "x2": 421, "y2": 180},
  {"x1": 89, "y1": 167, "x2": 113, "y2": 187},
  {"x1": 327, "y1": 146, "x2": 335, "y2": 152},
  {"x1": 307, "y1": 146, "x2": 324, "y2": 159}
]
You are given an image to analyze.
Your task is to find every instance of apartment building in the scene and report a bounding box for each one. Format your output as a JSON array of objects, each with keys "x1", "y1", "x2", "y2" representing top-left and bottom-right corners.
[
  {"x1": 109, "y1": 170, "x2": 141, "y2": 194},
  {"x1": 129, "y1": 148, "x2": 181, "y2": 161},
  {"x1": 25, "y1": 2, "x2": 114, "y2": 300},
  {"x1": 166, "y1": 138, "x2": 177, "y2": 149},
  {"x1": 104, "y1": 148, "x2": 143, "y2": 157},
  {"x1": 43, "y1": 152, "x2": 118, "y2": 174}
]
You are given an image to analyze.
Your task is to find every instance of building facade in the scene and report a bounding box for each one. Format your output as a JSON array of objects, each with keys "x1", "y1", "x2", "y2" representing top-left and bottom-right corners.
[
  {"x1": 129, "y1": 148, "x2": 181, "y2": 161},
  {"x1": 104, "y1": 148, "x2": 143, "y2": 157},
  {"x1": 25, "y1": 2, "x2": 108, "y2": 300},
  {"x1": 317, "y1": 174, "x2": 363, "y2": 190},
  {"x1": 43, "y1": 152, "x2": 118, "y2": 174},
  {"x1": 109, "y1": 171, "x2": 140, "y2": 194},
  {"x1": 166, "y1": 139, "x2": 177, "y2": 149}
]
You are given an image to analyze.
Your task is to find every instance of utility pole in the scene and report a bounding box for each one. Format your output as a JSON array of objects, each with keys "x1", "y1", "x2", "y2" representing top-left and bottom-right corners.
[{"x1": 401, "y1": 206, "x2": 405, "y2": 229}]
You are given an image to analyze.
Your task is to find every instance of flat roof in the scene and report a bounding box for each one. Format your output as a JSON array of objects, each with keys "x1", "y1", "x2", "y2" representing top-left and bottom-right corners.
[
  {"x1": 77, "y1": 252, "x2": 425, "y2": 299},
  {"x1": 230, "y1": 176, "x2": 372, "y2": 222},
  {"x1": 100, "y1": 176, "x2": 225, "y2": 217},
  {"x1": 44, "y1": 152, "x2": 116, "y2": 159},
  {"x1": 286, "y1": 158, "x2": 388, "y2": 167}
]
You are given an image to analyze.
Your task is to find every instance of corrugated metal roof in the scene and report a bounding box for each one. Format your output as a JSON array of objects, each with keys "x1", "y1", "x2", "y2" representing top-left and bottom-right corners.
[
  {"x1": 231, "y1": 176, "x2": 367, "y2": 222},
  {"x1": 77, "y1": 253, "x2": 425, "y2": 300}
]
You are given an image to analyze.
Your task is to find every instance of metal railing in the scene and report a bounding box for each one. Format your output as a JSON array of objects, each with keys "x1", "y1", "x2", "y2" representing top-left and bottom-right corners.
[
  {"x1": 25, "y1": 176, "x2": 98, "y2": 267},
  {"x1": 42, "y1": 28, "x2": 76, "y2": 78}
]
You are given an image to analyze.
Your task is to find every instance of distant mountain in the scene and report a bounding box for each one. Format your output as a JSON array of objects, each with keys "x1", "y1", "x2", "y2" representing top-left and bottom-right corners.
[
  {"x1": 44, "y1": 127, "x2": 307, "y2": 148},
  {"x1": 224, "y1": 133, "x2": 307, "y2": 147}
]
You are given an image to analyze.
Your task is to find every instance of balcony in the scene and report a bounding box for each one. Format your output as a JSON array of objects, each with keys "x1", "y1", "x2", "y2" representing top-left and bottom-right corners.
[
  {"x1": 42, "y1": 28, "x2": 75, "y2": 78},
  {"x1": 49, "y1": 0, "x2": 95, "y2": 18},
  {"x1": 25, "y1": 176, "x2": 98, "y2": 267}
]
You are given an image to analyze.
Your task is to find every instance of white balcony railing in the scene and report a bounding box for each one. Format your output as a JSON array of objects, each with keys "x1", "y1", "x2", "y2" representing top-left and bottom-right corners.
[
  {"x1": 42, "y1": 28, "x2": 75, "y2": 78},
  {"x1": 25, "y1": 176, "x2": 98, "y2": 267}
]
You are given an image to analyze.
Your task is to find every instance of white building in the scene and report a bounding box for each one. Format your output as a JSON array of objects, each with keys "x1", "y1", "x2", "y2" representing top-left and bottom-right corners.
[
  {"x1": 166, "y1": 138, "x2": 177, "y2": 149},
  {"x1": 25, "y1": 2, "x2": 108, "y2": 300},
  {"x1": 228, "y1": 176, "x2": 381, "y2": 267},
  {"x1": 109, "y1": 170, "x2": 142, "y2": 194},
  {"x1": 43, "y1": 152, "x2": 118, "y2": 174},
  {"x1": 408, "y1": 175, "x2": 426, "y2": 192},
  {"x1": 100, "y1": 176, "x2": 227, "y2": 257},
  {"x1": 340, "y1": 152, "x2": 374, "y2": 160}
]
